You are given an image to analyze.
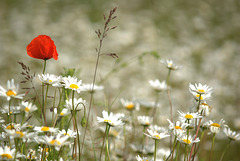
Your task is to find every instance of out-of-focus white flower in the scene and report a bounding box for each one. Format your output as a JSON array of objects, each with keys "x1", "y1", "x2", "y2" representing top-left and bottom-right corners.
[
  {"x1": 149, "y1": 79, "x2": 167, "y2": 92},
  {"x1": 206, "y1": 119, "x2": 225, "y2": 134},
  {"x1": 64, "y1": 97, "x2": 86, "y2": 111},
  {"x1": 137, "y1": 116, "x2": 153, "y2": 126},
  {"x1": 54, "y1": 108, "x2": 70, "y2": 116},
  {"x1": 21, "y1": 101, "x2": 38, "y2": 117},
  {"x1": 2, "y1": 123, "x2": 28, "y2": 131},
  {"x1": 0, "y1": 105, "x2": 21, "y2": 115},
  {"x1": 167, "y1": 119, "x2": 188, "y2": 137},
  {"x1": 178, "y1": 110, "x2": 202, "y2": 122},
  {"x1": 0, "y1": 146, "x2": 16, "y2": 160},
  {"x1": 40, "y1": 134, "x2": 69, "y2": 151},
  {"x1": 189, "y1": 83, "x2": 213, "y2": 101},
  {"x1": 97, "y1": 110, "x2": 124, "y2": 126},
  {"x1": 149, "y1": 125, "x2": 166, "y2": 133},
  {"x1": 223, "y1": 127, "x2": 240, "y2": 141},
  {"x1": 38, "y1": 73, "x2": 62, "y2": 86},
  {"x1": 59, "y1": 129, "x2": 77, "y2": 138},
  {"x1": 160, "y1": 59, "x2": 183, "y2": 70},
  {"x1": 33, "y1": 126, "x2": 58, "y2": 133},
  {"x1": 178, "y1": 135, "x2": 200, "y2": 145},
  {"x1": 63, "y1": 76, "x2": 82, "y2": 93},
  {"x1": 0, "y1": 79, "x2": 25, "y2": 101},
  {"x1": 4, "y1": 128, "x2": 36, "y2": 140},
  {"x1": 136, "y1": 155, "x2": 153, "y2": 161},
  {"x1": 81, "y1": 83, "x2": 104, "y2": 93},
  {"x1": 120, "y1": 98, "x2": 140, "y2": 111},
  {"x1": 27, "y1": 149, "x2": 37, "y2": 160},
  {"x1": 198, "y1": 102, "x2": 212, "y2": 116},
  {"x1": 144, "y1": 129, "x2": 170, "y2": 140}
]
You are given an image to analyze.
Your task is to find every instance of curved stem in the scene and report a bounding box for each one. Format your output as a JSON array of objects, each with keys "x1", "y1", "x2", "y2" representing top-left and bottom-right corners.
[
  {"x1": 154, "y1": 140, "x2": 158, "y2": 161},
  {"x1": 220, "y1": 140, "x2": 231, "y2": 161},
  {"x1": 209, "y1": 134, "x2": 216, "y2": 161}
]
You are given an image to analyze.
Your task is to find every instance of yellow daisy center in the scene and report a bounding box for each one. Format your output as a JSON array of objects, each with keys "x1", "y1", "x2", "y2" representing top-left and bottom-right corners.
[
  {"x1": 6, "y1": 90, "x2": 16, "y2": 96},
  {"x1": 41, "y1": 126, "x2": 50, "y2": 131},
  {"x1": 1, "y1": 154, "x2": 13, "y2": 159},
  {"x1": 25, "y1": 107, "x2": 30, "y2": 112},
  {"x1": 60, "y1": 112, "x2": 64, "y2": 116},
  {"x1": 6, "y1": 125, "x2": 15, "y2": 130},
  {"x1": 126, "y1": 103, "x2": 134, "y2": 110},
  {"x1": 154, "y1": 135, "x2": 161, "y2": 139},
  {"x1": 196, "y1": 94, "x2": 203, "y2": 100},
  {"x1": 168, "y1": 63, "x2": 172, "y2": 67},
  {"x1": 198, "y1": 89, "x2": 205, "y2": 93},
  {"x1": 175, "y1": 126, "x2": 182, "y2": 129},
  {"x1": 185, "y1": 114, "x2": 193, "y2": 119},
  {"x1": 211, "y1": 123, "x2": 220, "y2": 128},
  {"x1": 70, "y1": 84, "x2": 79, "y2": 89},
  {"x1": 64, "y1": 133, "x2": 70, "y2": 136},
  {"x1": 145, "y1": 121, "x2": 150, "y2": 125},
  {"x1": 15, "y1": 131, "x2": 24, "y2": 138},
  {"x1": 49, "y1": 80, "x2": 53, "y2": 83},
  {"x1": 50, "y1": 140, "x2": 61, "y2": 145},
  {"x1": 183, "y1": 139, "x2": 191, "y2": 144}
]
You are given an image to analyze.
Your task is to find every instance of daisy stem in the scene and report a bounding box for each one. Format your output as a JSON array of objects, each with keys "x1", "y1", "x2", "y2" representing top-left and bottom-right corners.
[
  {"x1": 174, "y1": 141, "x2": 180, "y2": 161},
  {"x1": 8, "y1": 99, "x2": 12, "y2": 123},
  {"x1": 219, "y1": 139, "x2": 231, "y2": 161},
  {"x1": 170, "y1": 136, "x2": 177, "y2": 161},
  {"x1": 52, "y1": 88, "x2": 57, "y2": 125},
  {"x1": 105, "y1": 125, "x2": 111, "y2": 161},
  {"x1": 209, "y1": 133, "x2": 215, "y2": 161},
  {"x1": 142, "y1": 126, "x2": 146, "y2": 155},
  {"x1": 154, "y1": 140, "x2": 158, "y2": 161},
  {"x1": 44, "y1": 84, "x2": 49, "y2": 122},
  {"x1": 184, "y1": 144, "x2": 188, "y2": 161},
  {"x1": 100, "y1": 124, "x2": 108, "y2": 160},
  {"x1": 192, "y1": 129, "x2": 205, "y2": 161}
]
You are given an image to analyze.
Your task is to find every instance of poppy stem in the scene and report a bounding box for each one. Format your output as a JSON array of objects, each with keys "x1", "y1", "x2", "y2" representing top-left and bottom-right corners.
[{"x1": 42, "y1": 59, "x2": 47, "y2": 126}]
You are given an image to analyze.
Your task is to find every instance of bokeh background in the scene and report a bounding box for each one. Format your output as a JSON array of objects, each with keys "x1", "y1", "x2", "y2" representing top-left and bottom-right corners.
[{"x1": 0, "y1": 0, "x2": 240, "y2": 160}]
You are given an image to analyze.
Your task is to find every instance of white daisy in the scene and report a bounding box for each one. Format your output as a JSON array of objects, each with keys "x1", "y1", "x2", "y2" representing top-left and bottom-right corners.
[
  {"x1": 136, "y1": 155, "x2": 153, "y2": 161},
  {"x1": 178, "y1": 135, "x2": 200, "y2": 145},
  {"x1": 189, "y1": 83, "x2": 213, "y2": 101},
  {"x1": 149, "y1": 79, "x2": 167, "y2": 92},
  {"x1": 59, "y1": 129, "x2": 77, "y2": 138},
  {"x1": 63, "y1": 76, "x2": 82, "y2": 93},
  {"x1": 178, "y1": 110, "x2": 202, "y2": 122},
  {"x1": 223, "y1": 127, "x2": 240, "y2": 141},
  {"x1": 81, "y1": 83, "x2": 104, "y2": 93},
  {"x1": 33, "y1": 126, "x2": 58, "y2": 133},
  {"x1": 120, "y1": 98, "x2": 140, "y2": 111},
  {"x1": 4, "y1": 129, "x2": 36, "y2": 140},
  {"x1": 64, "y1": 98, "x2": 86, "y2": 111},
  {"x1": 26, "y1": 149, "x2": 37, "y2": 160},
  {"x1": 206, "y1": 119, "x2": 226, "y2": 134},
  {"x1": 0, "y1": 79, "x2": 25, "y2": 101},
  {"x1": 38, "y1": 73, "x2": 62, "y2": 86},
  {"x1": 144, "y1": 129, "x2": 170, "y2": 140},
  {"x1": 137, "y1": 116, "x2": 153, "y2": 126},
  {"x1": 149, "y1": 125, "x2": 167, "y2": 134},
  {"x1": 0, "y1": 105, "x2": 21, "y2": 115},
  {"x1": 167, "y1": 119, "x2": 188, "y2": 137},
  {"x1": 160, "y1": 59, "x2": 183, "y2": 70},
  {"x1": 54, "y1": 108, "x2": 70, "y2": 117},
  {"x1": 198, "y1": 102, "x2": 212, "y2": 116},
  {"x1": 41, "y1": 134, "x2": 69, "y2": 151},
  {"x1": 0, "y1": 146, "x2": 15, "y2": 160},
  {"x1": 97, "y1": 110, "x2": 124, "y2": 126},
  {"x1": 21, "y1": 101, "x2": 38, "y2": 117}
]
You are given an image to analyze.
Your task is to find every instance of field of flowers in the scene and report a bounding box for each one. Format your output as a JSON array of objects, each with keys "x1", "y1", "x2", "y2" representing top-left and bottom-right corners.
[{"x1": 0, "y1": 0, "x2": 240, "y2": 161}]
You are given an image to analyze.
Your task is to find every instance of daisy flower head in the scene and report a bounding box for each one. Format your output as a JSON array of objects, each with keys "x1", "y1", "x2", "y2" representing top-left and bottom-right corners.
[
  {"x1": 4, "y1": 128, "x2": 36, "y2": 140},
  {"x1": 0, "y1": 79, "x2": 25, "y2": 101},
  {"x1": 198, "y1": 102, "x2": 212, "y2": 116},
  {"x1": 167, "y1": 119, "x2": 188, "y2": 137},
  {"x1": 21, "y1": 101, "x2": 38, "y2": 117},
  {"x1": 33, "y1": 126, "x2": 58, "y2": 133},
  {"x1": 0, "y1": 146, "x2": 15, "y2": 160},
  {"x1": 206, "y1": 119, "x2": 225, "y2": 134},
  {"x1": 160, "y1": 59, "x2": 183, "y2": 70},
  {"x1": 41, "y1": 134, "x2": 69, "y2": 151},
  {"x1": 137, "y1": 116, "x2": 153, "y2": 126},
  {"x1": 54, "y1": 108, "x2": 70, "y2": 117},
  {"x1": 136, "y1": 155, "x2": 153, "y2": 161},
  {"x1": 63, "y1": 76, "x2": 82, "y2": 93},
  {"x1": 144, "y1": 129, "x2": 170, "y2": 140},
  {"x1": 189, "y1": 83, "x2": 213, "y2": 101},
  {"x1": 81, "y1": 83, "x2": 104, "y2": 93},
  {"x1": 178, "y1": 135, "x2": 200, "y2": 145},
  {"x1": 0, "y1": 105, "x2": 21, "y2": 115},
  {"x1": 120, "y1": 98, "x2": 140, "y2": 111},
  {"x1": 149, "y1": 79, "x2": 167, "y2": 92},
  {"x1": 97, "y1": 110, "x2": 124, "y2": 126},
  {"x1": 149, "y1": 125, "x2": 167, "y2": 134},
  {"x1": 223, "y1": 127, "x2": 240, "y2": 141},
  {"x1": 178, "y1": 110, "x2": 202, "y2": 122},
  {"x1": 38, "y1": 73, "x2": 62, "y2": 86},
  {"x1": 59, "y1": 129, "x2": 77, "y2": 138},
  {"x1": 64, "y1": 98, "x2": 86, "y2": 111}
]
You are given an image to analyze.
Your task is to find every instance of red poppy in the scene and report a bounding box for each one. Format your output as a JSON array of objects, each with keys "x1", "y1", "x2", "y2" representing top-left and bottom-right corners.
[{"x1": 26, "y1": 35, "x2": 58, "y2": 60}]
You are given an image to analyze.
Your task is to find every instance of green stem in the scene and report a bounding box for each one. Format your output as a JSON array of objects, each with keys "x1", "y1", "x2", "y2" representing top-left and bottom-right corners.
[
  {"x1": 184, "y1": 144, "x2": 188, "y2": 161},
  {"x1": 154, "y1": 140, "x2": 158, "y2": 161},
  {"x1": 174, "y1": 142, "x2": 180, "y2": 161},
  {"x1": 220, "y1": 139, "x2": 231, "y2": 161},
  {"x1": 8, "y1": 99, "x2": 12, "y2": 123},
  {"x1": 105, "y1": 125, "x2": 111, "y2": 161},
  {"x1": 42, "y1": 60, "x2": 47, "y2": 126},
  {"x1": 142, "y1": 126, "x2": 146, "y2": 155},
  {"x1": 170, "y1": 136, "x2": 177, "y2": 161},
  {"x1": 209, "y1": 134, "x2": 216, "y2": 161}
]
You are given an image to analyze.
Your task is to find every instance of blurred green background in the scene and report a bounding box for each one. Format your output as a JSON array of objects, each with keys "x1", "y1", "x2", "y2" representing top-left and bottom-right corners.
[{"x1": 0, "y1": 0, "x2": 240, "y2": 160}]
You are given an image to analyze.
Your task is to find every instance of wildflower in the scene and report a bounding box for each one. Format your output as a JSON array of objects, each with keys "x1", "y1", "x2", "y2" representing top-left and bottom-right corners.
[
  {"x1": 97, "y1": 110, "x2": 124, "y2": 126},
  {"x1": 0, "y1": 146, "x2": 15, "y2": 160},
  {"x1": 54, "y1": 108, "x2": 70, "y2": 117},
  {"x1": 144, "y1": 129, "x2": 170, "y2": 140},
  {"x1": 4, "y1": 128, "x2": 36, "y2": 140},
  {"x1": 26, "y1": 35, "x2": 58, "y2": 60},
  {"x1": 178, "y1": 110, "x2": 202, "y2": 122},
  {"x1": 2, "y1": 123, "x2": 27, "y2": 131},
  {"x1": 137, "y1": 116, "x2": 153, "y2": 126},
  {"x1": 149, "y1": 125, "x2": 167, "y2": 133},
  {"x1": 63, "y1": 76, "x2": 82, "y2": 93},
  {"x1": 81, "y1": 83, "x2": 104, "y2": 92},
  {"x1": 206, "y1": 119, "x2": 225, "y2": 134},
  {"x1": 27, "y1": 149, "x2": 37, "y2": 160},
  {"x1": 33, "y1": 126, "x2": 58, "y2": 133},
  {"x1": 21, "y1": 101, "x2": 38, "y2": 117},
  {"x1": 136, "y1": 155, "x2": 153, "y2": 161},
  {"x1": 0, "y1": 79, "x2": 25, "y2": 101},
  {"x1": 223, "y1": 127, "x2": 240, "y2": 141},
  {"x1": 41, "y1": 134, "x2": 69, "y2": 151},
  {"x1": 167, "y1": 119, "x2": 188, "y2": 137},
  {"x1": 59, "y1": 129, "x2": 77, "y2": 138},
  {"x1": 120, "y1": 98, "x2": 140, "y2": 111},
  {"x1": 189, "y1": 83, "x2": 213, "y2": 101},
  {"x1": 149, "y1": 79, "x2": 167, "y2": 92},
  {"x1": 38, "y1": 73, "x2": 62, "y2": 86},
  {"x1": 178, "y1": 135, "x2": 200, "y2": 145},
  {"x1": 198, "y1": 102, "x2": 212, "y2": 116},
  {"x1": 160, "y1": 59, "x2": 182, "y2": 70},
  {"x1": 64, "y1": 98, "x2": 86, "y2": 111},
  {"x1": 0, "y1": 105, "x2": 21, "y2": 115}
]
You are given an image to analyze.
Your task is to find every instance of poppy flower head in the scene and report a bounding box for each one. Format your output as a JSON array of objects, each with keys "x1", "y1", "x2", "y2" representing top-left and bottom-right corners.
[{"x1": 27, "y1": 35, "x2": 58, "y2": 60}]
